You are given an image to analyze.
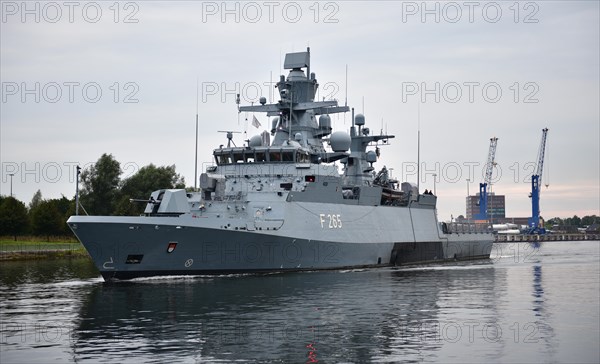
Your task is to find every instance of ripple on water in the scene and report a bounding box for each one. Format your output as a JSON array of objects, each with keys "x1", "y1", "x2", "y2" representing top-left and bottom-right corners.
[{"x1": 0, "y1": 242, "x2": 598, "y2": 363}]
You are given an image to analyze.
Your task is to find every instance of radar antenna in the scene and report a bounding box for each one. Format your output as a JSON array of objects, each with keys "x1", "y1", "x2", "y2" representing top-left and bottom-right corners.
[{"x1": 218, "y1": 130, "x2": 242, "y2": 147}]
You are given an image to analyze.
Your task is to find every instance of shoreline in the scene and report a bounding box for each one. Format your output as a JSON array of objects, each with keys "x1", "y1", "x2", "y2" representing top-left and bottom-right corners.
[
  {"x1": 0, "y1": 249, "x2": 91, "y2": 261},
  {"x1": 0, "y1": 239, "x2": 89, "y2": 261}
]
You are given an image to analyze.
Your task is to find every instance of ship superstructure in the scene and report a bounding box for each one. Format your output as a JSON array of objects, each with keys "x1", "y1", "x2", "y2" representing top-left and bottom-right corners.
[{"x1": 68, "y1": 49, "x2": 493, "y2": 281}]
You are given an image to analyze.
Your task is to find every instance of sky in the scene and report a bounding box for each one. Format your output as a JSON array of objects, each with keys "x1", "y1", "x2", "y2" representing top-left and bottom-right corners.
[{"x1": 1, "y1": 0, "x2": 599, "y2": 221}]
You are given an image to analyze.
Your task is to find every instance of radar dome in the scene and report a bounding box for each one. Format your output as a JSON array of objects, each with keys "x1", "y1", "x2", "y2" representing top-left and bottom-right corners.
[
  {"x1": 355, "y1": 114, "x2": 365, "y2": 126},
  {"x1": 330, "y1": 131, "x2": 351, "y2": 152},
  {"x1": 319, "y1": 114, "x2": 331, "y2": 130},
  {"x1": 249, "y1": 135, "x2": 262, "y2": 147},
  {"x1": 366, "y1": 150, "x2": 377, "y2": 163}
]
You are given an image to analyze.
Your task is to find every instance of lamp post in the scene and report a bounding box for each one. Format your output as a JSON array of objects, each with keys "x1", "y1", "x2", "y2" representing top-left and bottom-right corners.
[
  {"x1": 9, "y1": 173, "x2": 14, "y2": 197},
  {"x1": 432, "y1": 173, "x2": 437, "y2": 195}
]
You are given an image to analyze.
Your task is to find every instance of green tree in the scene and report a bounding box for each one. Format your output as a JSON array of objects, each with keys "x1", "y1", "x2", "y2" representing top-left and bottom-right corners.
[
  {"x1": 116, "y1": 164, "x2": 185, "y2": 215},
  {"x1": 565, "y1": 215, "x2": 582, "y2": 227},
  {"x1": 581, "y1": 215, "x2": 599, "y2": 226},
  {"x1": 29, "y1": 189, "x2": 43, "y2": 211},
  {"x1": 80, "y1": 154, "x2": 121, "y2": 215},
  {"x1": 52, "y1": 196, "x2": 76, "y2": 235},
  {"x1": 31, "y1": 199, "x2": 64, "y2": 241},
  {"x1": 545, "y1": 217, "x2": 561, "y2": 229},
  {"x1": 0, "y1": 196, "x2": 29, "y2": 240}
]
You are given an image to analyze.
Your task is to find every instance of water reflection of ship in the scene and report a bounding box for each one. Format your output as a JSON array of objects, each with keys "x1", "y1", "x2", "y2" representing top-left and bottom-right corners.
[
  {"x1": 533, "y1": 265, "x2": 544, "y2": 316},
  {"x1": 379, "y1": 264, "x2": 498, "y2": 362},
  {"x1": 74, "y1": 264, "x2": 497, "y2": 362},
  {"x1": 530, "y1": 243, "x2": 557, "y2": 359}
]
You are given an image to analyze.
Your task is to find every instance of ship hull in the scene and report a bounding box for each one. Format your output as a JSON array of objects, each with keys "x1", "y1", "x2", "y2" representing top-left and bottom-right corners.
[{"x1": 68, "y1": 208, "x2": 493, "y2": 281}]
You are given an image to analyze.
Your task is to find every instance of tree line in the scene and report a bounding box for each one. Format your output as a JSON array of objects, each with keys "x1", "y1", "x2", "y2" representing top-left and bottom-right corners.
[
  {"x1": 0, "y1": 153, "x2": 185, "y2": 240},
  {"x1": 546, "y1": 215, "x2": 599, "y2": 232}
]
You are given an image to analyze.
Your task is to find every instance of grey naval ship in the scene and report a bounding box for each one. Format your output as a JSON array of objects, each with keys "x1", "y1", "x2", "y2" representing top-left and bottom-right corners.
[{"x1": 68, "y1": 49, "x2": 494, "y2": 281}]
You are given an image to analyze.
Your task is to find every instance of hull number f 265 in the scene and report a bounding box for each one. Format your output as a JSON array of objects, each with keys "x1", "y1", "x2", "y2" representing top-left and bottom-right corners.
[{"x1": 319, "y1": 214, "x2": 342, "y2": 229}]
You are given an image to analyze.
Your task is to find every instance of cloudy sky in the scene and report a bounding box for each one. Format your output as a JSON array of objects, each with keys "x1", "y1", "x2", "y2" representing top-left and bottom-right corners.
[{"x1": 1, "y1": 1, "x2": 598, "y2": 220}]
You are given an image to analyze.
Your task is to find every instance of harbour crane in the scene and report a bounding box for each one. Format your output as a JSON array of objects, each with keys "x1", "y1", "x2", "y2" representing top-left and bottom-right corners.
[
  {"x1": 474, "y1": 137, "x2": 498, "y2": 221},
  {"x1": 527, "y1": 128, "x2": 549, "y2": 234}
]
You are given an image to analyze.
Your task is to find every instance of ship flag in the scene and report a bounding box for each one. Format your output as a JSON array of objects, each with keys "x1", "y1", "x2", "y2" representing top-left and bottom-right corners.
[{"x1": 252, "y1": 115, "x2": 261, "y2": 128}]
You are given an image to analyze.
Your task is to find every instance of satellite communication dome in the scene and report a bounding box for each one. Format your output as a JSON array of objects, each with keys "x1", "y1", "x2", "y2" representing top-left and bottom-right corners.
[
  {"x1": 330, "y1": 131, "x2": 351, "y2": 152},
  {"x1": 355, "y1": 114, "x2": 365, "y2": 126},
  {"x1": 249, "y1": 135, "x2": 262, "y2": 147},
  {"x1": 319, "y1": 114, "x2": 331, "y2": 130},
  {"x1": 366, "y1": 150, "x2": 377, "y2": 163},
  {"x1": 259, "y1": 96, "x2": 267, "y2": 105}
]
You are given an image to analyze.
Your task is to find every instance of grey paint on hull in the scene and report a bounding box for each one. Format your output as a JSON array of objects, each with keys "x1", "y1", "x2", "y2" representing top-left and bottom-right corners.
[
  {"x1": 70, "y1": 220, "x2": 394, "y2": 275},
  {"x1": 68, "y1": 204, "x2": 493, "y2": 280}
]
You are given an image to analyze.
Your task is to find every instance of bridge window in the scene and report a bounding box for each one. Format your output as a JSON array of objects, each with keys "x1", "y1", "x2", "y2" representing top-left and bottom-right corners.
[
  {"x1": 265, "y1": 150, "x2": 297, "y2": 163},
  {"x1": 233, "y1": 153, "x2": 244, "y2": 163},
  {"x1": 282, "y1": 152, "x2": 294, "y2": 162},
  {"x1": 296, "y1": 151, "x2": 309, "y2": 163},
  {"x1": 256, "y1": 152, "x2": 267, "y2": 162},
  {"x1": 269, "y1": 151, "x2": 281, "y2": 162},
  {"x1": 215, "y1": 152, "x2": 231, "y2": 165},
  {"x1": 244, "y1": 151, "x2": 255, "y2": 163}
]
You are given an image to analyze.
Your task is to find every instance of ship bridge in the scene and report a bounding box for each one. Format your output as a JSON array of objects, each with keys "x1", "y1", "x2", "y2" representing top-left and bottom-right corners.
[{"x1": 213, "y1": 145, "x2": 311, "y2": 165}]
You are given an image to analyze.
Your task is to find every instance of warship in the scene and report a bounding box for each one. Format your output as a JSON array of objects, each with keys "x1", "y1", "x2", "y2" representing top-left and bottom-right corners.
[{"x1": 68, "y1": 49, "x2": 494, "y2": 281}]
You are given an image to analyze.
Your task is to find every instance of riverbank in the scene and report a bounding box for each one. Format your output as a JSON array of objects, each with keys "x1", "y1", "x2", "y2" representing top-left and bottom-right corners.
[
  {"x1": 495, "y1": 233, "x2": 600, "y2": 242},
  {"x1": 0, "y1": 236, "x2": 89, "y2": 261}
]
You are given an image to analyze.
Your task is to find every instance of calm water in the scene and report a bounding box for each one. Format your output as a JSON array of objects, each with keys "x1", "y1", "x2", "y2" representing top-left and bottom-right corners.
[{"x1": 1, "y1": 241, "x2": 598, "y2": 363}]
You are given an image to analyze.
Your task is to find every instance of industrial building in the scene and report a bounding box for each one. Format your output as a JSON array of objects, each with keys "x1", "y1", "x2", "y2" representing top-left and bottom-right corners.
[{"x1": 466, "y1": 192, "x2": 505, "y2": 222}]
